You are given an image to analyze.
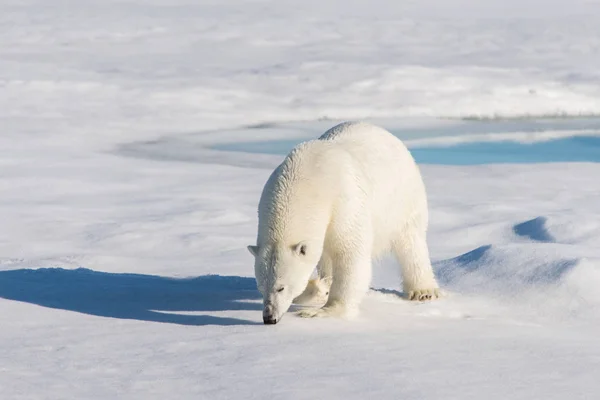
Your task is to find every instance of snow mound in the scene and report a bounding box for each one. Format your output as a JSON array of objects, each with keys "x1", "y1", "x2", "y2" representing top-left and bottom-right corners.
[
  {"x1": 435, "y1": 243, "x2": 600, "y2": 321},
  {"x1": 513, "y1": 216, "x2": 555, "y2": 242}
]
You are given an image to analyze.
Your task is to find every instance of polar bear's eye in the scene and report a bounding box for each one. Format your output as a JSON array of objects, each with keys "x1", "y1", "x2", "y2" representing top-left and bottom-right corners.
[
  {"x1": 277, "y1": 287, "x2": 285, "y2": 293},
  {"x1": 299, "y1": 245, "x2": 306, "y2": 256}
]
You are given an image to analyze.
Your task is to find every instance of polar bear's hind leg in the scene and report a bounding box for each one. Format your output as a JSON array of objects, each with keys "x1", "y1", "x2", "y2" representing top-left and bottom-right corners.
[{"x1": 393, "y1": 231, "x2": 439, "y2": 301}]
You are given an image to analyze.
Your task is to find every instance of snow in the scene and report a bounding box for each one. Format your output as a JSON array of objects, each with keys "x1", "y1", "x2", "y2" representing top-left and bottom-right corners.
[
  {"x1": 2, "y1": 1, "x2": 600, "y2": 399},
  {"x1": 3, "y1": 0, "x2": 600, "y2": 143}
]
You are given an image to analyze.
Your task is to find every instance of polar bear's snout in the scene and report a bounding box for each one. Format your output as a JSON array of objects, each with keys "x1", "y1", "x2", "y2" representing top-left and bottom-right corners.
[{"x1": 263, "y1": 303, "x2": 277, "y2": 325}]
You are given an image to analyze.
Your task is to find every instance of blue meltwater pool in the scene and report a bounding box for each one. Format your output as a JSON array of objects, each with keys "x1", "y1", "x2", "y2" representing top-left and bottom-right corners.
[{"x1": 213, "y1": 119, "x2": 600, "y2": 165}]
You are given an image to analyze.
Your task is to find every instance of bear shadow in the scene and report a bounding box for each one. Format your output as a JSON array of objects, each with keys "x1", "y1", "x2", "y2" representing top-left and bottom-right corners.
[{"x1": 0, "y1": 268, "x2": 263, "y2": 326}]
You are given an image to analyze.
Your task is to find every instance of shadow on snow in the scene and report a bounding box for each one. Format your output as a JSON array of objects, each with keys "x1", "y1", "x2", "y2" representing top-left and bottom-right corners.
[{"x1": 0, "y1": 268, "x2": 263, "y2": 326}]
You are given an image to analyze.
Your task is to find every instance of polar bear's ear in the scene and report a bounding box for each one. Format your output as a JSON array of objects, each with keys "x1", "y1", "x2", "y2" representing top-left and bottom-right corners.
[
  {"x1": 247, "y1": 245, "x2": 259, "y2": 257},
  {"x1": 293, "y1": 242, "x2": 307, "y2": 256}
]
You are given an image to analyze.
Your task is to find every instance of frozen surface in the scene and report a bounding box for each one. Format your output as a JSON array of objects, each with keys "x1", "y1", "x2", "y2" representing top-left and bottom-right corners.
[
  {"x1": 3, "y1": 128, "x2": 600, "y2": 400},
  {"x1": 3, "y1": 0, "x2": 600, "y2": 144},
  {"x1": 214, "y1": 119, "x2": 600, "y2": 164},
  {"x1": 2, "y1": 1, "x2": 600, "y2": 399}
]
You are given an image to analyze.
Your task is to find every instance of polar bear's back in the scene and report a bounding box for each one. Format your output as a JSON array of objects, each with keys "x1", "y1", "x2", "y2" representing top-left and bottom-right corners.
[
  {"x1": 317, "y1": 121, "x2": 429, "y2": 253},
  {"x1": 318, "y1": 121, "x2": 425, "y2": 206},
  {"x1": 318, "y1": 122, "x2": 416, "y2": 172}
]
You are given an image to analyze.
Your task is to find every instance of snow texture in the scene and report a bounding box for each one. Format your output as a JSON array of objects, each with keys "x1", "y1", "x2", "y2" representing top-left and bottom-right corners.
[{"x1": 1, "y1": 1, "x2": 600, "y2": 399}]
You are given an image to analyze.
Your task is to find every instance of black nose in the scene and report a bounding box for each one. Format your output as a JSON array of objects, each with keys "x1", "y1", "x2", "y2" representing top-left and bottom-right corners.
[{"x1": 263, "y1": 315, "x2": 277, "y2": 325}]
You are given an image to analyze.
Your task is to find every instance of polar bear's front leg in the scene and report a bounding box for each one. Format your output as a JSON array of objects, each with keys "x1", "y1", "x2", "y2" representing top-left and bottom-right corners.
[
  {"x1": 297, "y1": 249, "x2": 371, "y2": 319},
  {"x1": 293, "y1": 254, "x2": 334, "y2": 306},
  {"x1": 316, "y1": 252, "x2": 333, "y2": 282}
]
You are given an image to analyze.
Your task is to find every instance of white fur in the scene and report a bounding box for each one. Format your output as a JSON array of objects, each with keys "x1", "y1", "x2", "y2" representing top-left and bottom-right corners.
[
  {"x1": 293, "y1": 276, "x2": 332, "y2": 306},
  {"x1": 248, "y1": 121, "x2": 439, "y2": 324}
]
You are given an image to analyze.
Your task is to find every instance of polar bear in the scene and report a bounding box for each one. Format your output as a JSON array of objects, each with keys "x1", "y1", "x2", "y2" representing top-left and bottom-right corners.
[{"x1": 248, "y1": 121, "x2": 439, "y2": 324}]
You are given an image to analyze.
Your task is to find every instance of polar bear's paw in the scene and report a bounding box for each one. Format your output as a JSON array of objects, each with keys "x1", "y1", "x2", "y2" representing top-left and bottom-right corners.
[
  {"x1": 296, "y1": 304, "x2": 358, "y2": 319},
  {"x1": 406, "y1": 288, "x2": 440, "y2": 301},
  {"x1": 296, "y1": 308, "x2": 327, "y2": 318}
]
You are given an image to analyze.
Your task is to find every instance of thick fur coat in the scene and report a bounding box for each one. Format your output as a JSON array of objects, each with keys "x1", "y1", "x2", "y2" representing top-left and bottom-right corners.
[{"x1": 248, "y1": 121, "x2": 439, "y2": 324}]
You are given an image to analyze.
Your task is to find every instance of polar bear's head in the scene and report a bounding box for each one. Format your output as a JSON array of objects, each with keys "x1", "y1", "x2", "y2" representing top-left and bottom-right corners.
[{"x1": 248, "y1": 241, "x2": 321, "y2": 324}]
